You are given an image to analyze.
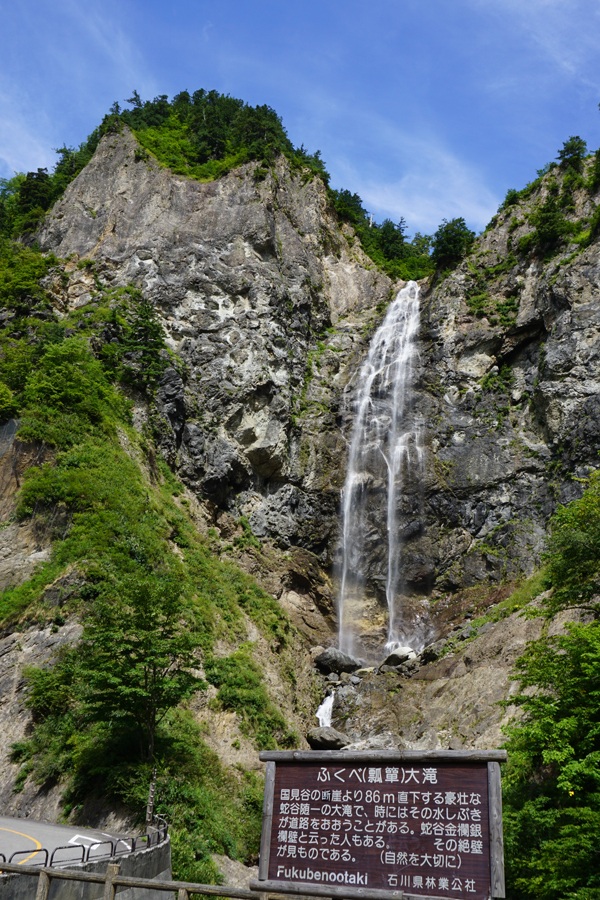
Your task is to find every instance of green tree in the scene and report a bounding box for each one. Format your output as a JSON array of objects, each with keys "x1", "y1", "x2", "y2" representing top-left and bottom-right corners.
[
  {"x1": 588, "y1": 148, "x2": 600, "y2": 192},
  {"x1": 542, "y1": 470, "x2": 600, "y2": 617},
  {"x1": 126, "y1": 89, "x2": 143, "y2": 109},
  {"x1": 409, "y1": 231, "x2": 433, "y2": 256},
  {"x1": 431, "y1": 217, "x2": 475, "y2": 270},
  {"x1": 502, "y1": 472, "x2": 600, "y2": 897},
  {"x1": 78, "y1": 575, "x2": 203, "y2": 761},
  {"x1": 115, "y1": 290, "x2": 169, "y2": 390},
  {"x1": 557, "y1": 135, "x2": 587, "y2": 173},
  {"x1": 378, "y1": 218, "x2": 407, "y2": 260},
  {"x1": 330, "y1": 188, "x2": 367, "y2": 225},
  {"x1": 503, "y1": 621, "x2": 600, "y2": 898}
]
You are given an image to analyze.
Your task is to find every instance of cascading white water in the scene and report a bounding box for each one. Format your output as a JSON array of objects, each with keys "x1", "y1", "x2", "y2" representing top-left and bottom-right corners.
[
  {"x1": 338, "y1": 281, "x2": 423, "y2": 655},
  {"x1": 316, "y1": 693, "x2": 334, "y2": 728}
]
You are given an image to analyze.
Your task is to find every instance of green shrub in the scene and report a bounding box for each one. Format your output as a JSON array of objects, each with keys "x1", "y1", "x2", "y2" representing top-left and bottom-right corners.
[
  {"x1": 0, "y1": 381, "x2": 16, "y2": 420},
  {"x1": 205, "y1": 647, "x2": 297, "y2": 749},
  {"x1": 518, "y1": 195, "x2": 574, "y2": 259},
  {"x1": 0, "y1": 239, "x2": 56, "y2": 312}
]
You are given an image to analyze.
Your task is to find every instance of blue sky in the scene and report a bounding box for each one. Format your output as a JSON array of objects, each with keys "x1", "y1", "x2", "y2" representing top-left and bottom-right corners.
[{"x1": 1, "y1": 0, "x2": 600, "y2": 234}]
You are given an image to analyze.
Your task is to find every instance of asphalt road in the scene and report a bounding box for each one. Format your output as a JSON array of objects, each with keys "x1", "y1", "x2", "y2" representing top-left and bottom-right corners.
[{"x1": 0, "y1": 815, "x2": 130, "y2": 866}]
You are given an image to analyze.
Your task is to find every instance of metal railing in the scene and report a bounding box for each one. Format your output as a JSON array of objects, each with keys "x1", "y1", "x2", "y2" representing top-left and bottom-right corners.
[
  {"x1": 0, "y1": 859, "x2": 261, "y2": 900},
  {"x1": 0, "y1": 814, "x2": 168, "y2": 868}
]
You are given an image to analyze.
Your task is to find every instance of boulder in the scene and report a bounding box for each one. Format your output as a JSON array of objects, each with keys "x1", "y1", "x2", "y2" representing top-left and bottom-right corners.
[
  {"x1": 382, "y1": 646, "x2": 417, "y2": 667},
  {"x1": 314, "y1": 647, "x2": 362, "y2": 675},
  {"x1": 307, "y1": 727, "x2": 350, "y2": 750}
]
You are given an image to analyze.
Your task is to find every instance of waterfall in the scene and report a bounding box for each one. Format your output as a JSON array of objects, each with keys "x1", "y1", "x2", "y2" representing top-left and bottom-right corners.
[
  {"x1": 316, "y1": 693, "x2": 334, "y2": 728},
  {"x1": 338, "y1": 281, "x2": 423, "y2": 656}
]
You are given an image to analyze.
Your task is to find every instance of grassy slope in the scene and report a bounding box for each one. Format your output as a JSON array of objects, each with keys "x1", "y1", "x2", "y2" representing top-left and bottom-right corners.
[{"x1": 0, "y1": 245, "x2": 303, "y2": 881}]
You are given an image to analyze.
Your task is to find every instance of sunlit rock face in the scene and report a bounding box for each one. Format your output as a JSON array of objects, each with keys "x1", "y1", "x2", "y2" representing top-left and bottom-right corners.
[
  {"x1": 38, "y1": 129, "x2": 392, "y2": 578},
  {"x1": 39, "y1": 132, "x2": 600, "y2": 642}
]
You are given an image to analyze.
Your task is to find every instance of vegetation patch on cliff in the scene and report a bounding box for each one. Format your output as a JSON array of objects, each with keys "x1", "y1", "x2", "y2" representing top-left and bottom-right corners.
[{"x1": 0, "y1": 240, "x2": 298, "y2": 881}]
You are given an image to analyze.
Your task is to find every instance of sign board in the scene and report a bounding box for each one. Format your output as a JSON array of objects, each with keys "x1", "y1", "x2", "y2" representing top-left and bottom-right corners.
[{"x1": 250, "y1": 750, "x2": 506, "y2": 900}]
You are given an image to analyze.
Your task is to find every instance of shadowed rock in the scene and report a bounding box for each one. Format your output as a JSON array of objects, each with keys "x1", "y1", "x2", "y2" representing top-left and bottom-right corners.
[
  {"x1": 314, "y1": 647, "x2": 362, "y2": 675},
  {"x1": 382, "y1": 646, "x2": 417, "y2": 667},
  {"x1": 307, "y1": 727, "x2": 350, "y2": 749}
]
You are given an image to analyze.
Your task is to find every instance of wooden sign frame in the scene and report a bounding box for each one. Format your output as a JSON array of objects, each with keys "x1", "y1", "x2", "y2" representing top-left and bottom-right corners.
[{"x1": 250, "y1": 750, "x2": 506, "y2": 900}]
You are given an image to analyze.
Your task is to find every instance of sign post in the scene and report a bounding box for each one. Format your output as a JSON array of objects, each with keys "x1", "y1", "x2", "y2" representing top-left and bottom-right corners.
[{"x1": 250, "y1": 750, "x2": 506, "y2": 900}]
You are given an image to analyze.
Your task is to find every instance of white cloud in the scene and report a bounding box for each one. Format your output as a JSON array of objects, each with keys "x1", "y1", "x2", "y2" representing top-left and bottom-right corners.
[
  {"x1": 0, "y1": 85, "x2": 56, "y2": 178},
  {"x1": 60, "y1": 0, "x2": 155, "y2": 98},
  {"x1": 0, "y1": 1, "x2": 157, "y2": 177},
  {"x1": 335, "y1": 151, "x2": 498, "y2": 235},
  {"x1": 322, "y1": 108, "x2": 499, "y2": 234},
  {"x1": 470, "y1": 0, "x2": 600, "y2": 87}
]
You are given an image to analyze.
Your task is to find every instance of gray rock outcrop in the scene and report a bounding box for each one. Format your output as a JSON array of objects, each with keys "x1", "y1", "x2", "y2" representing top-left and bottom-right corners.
[
  {"x1": 306, "y1": 726, "x2": 350, "y2": 749},
  {"x1": 36, "y1": 131, "x2": 600, "y2": 646},
  {"x1": 38, "y1": 129, "x2": 392, "y2": 575}
]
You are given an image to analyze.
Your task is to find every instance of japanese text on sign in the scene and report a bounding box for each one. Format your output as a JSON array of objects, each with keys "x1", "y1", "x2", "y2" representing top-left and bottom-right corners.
[{"x1": 268, "y1": 762, "x2": 491, "y2": 899}]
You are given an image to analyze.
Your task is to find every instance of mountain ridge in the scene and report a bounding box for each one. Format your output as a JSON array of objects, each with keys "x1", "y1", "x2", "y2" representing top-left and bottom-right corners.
[{"x1": 2, "y1": 118, "x2": 600, "y2": 893}]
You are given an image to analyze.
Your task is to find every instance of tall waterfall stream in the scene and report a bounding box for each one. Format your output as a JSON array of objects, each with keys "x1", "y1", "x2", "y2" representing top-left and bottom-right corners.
[{"x1": 337, "y1": 281, "x2": 423, "y2": 657}]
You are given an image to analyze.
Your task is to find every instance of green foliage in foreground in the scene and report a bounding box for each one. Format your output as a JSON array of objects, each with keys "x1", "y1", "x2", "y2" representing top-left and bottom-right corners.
[
  {"x1": 503, "y1": 472, "x2": 600, "y2": 897},
  {"x1": 503, "y1": 622, "x2": 600, "y2": 898},
  {"x1": 1, "y1": 240, "x2": 295, "y2": 878},
  {"x1": 542, "y1": 470, "x2": 600, "y2": 618},
  {"x1": 13, "y1": 704, "x2": 262, "y2": 883}
]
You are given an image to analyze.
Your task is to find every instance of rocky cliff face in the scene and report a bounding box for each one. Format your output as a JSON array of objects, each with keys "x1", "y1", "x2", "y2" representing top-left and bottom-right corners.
[
  {"x1": 407, "y1": 188, "x2": 600, "y2": 619},
  {"x1": 37, "y1": 131, "x2": 600, "y2": 660},
  {"x1": 38, "y1": 129, "x2": 391, "y2": 571},
  {"x1": 0, "y1": 126, "x2": 597, "y2": 837}
]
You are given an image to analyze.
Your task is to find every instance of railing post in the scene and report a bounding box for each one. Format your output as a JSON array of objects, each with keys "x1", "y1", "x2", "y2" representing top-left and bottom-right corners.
[
  {"x1": 102, "y1": 862, "x2": 120, "y2": 900},
  {"x1": 177, "y1": 889, "x2": 189, "y2": 900},
  {"x1": 34, "y1": 870, "x2": 51, "y2": 900}
]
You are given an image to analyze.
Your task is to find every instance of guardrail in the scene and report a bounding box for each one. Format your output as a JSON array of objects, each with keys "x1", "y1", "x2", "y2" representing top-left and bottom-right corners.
[
  {"x1": 0, "y1": 860, "x2": 262, "y2": 900},
  {"x1": 0, "y1": 814, "x2": 168, "y2": 867}
]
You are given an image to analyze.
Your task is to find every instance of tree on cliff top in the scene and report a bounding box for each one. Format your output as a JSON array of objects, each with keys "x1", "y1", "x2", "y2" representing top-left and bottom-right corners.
[
  {"x1": 431, "y1": 217, "x2": 475, "y2": 271},
  {"x1": 557, "y1": 135, "x2": 587, "y2": 173}
]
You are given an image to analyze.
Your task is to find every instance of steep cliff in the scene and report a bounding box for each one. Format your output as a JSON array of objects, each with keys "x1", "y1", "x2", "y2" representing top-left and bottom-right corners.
[
  {"x1": 39, "y1": 127, "x2": 389, "y2": 546},
  {"x1": 1, "y1": 112, "x2": 598, "y2": 897},
  {"x1": 37, "y1": 131, "x2": 600, "y2": 654}
]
